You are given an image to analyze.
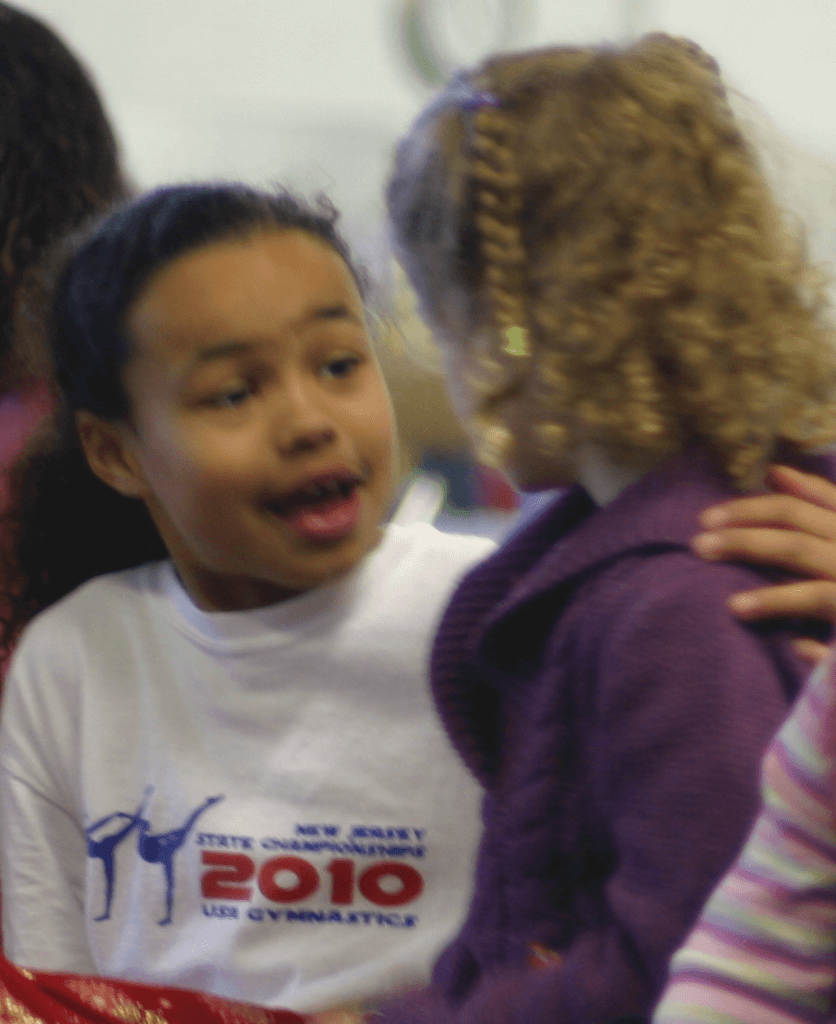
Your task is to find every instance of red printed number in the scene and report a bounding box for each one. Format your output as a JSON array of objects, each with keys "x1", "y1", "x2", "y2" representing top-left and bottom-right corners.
[
  {"x1": 357, "y1": 861, "x2": 424, "y2": 906},
  {"x1": 201, "y1": 852, "x2": 254, "y2": 900},
  {"x1": 202, "y1": 853, "x2": 423, "y2": 907},
  {"x1": 325, "y1": 857, "x2": 354, "y2": 904},
  {"x1": 259, "y1": 856, "x2": 319, "y2": 902}
]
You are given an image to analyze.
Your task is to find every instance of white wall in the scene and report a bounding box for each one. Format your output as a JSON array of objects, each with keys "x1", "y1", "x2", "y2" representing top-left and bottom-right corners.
[
  {"x1": 10, "y1": 1, "x2": 632, "y2": 198},
  {"x1": 659, "y1": 0, "x2": 836, "y2": 160},
  {"x1": 13, "y1": 0, "x2": 836, "y2": 266}
]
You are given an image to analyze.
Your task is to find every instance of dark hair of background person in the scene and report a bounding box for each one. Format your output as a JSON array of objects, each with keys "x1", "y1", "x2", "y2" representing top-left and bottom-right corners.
[
  {"x1": 0, "y1": 0, "x2": 128, "y2": 386},
  {"x1": 0, "y1": 181, "x2": 365, "y2": 653}
]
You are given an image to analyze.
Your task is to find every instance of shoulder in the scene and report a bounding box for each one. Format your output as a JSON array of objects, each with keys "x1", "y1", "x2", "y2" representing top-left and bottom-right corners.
[
  {"x1": 573, "y1": 546, "x2": 790, "y2": 632},
  {"x1": 575, "y1": 547, "x2": 803, "y2": 669},
  {"x1": 3, "y1": 562, "x2": 171, "y2": 749},
  {"x1": 11, "y1": 561, "x2": 169, "y2": 666},
  {"x1": 378, "y1": 522, "x2": 496, "y2": 581},
  {"x1": 0, "y1": 564, "x2": 165, "y2": 775},
  {"x1": 568, "y1": 550, "x2": 803, "y2": 737},
  {"x1": 352, "y1": 524, "x2": 495, "y2": 636}
]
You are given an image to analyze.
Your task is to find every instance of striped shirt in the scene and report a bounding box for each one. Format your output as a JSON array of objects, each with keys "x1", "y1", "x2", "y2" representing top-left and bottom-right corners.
[{"x1": 653, "y1": 654, "x2": 836, "y2": 1024}]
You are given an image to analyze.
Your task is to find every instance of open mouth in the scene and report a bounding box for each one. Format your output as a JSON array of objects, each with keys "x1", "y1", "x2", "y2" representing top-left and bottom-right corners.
[
  {"x1": 268, "y1": 476, "x2": 360, "y2": 517},
  {"x1": 266, "y1": 474, "x2": 364, "y2": 542}
]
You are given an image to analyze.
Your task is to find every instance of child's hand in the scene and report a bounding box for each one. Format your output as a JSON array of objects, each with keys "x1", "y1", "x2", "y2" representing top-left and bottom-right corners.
[{"x1": 692, "y1": 464, "x2": 836, "y2": 663}]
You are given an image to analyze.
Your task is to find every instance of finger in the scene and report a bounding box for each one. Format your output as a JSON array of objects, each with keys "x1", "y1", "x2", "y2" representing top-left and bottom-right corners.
[
  {"x1": 693, "y1": 529, "x2": 836, "y2": 580},
  {"x1": 700, "y1": 493, "x2": 836, "y2": 540},
  {"x1": 726, "y1": 581, "x2": 836, "y2": 622},
  {"x1": 790, "y1": 638, "x2": 832, "y2": 666},
  {"x1": 767, "y1": 464, "x2": 836, "y2": 514}
]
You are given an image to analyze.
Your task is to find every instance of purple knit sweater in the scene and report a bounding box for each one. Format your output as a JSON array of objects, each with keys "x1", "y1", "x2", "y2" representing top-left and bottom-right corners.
[{"x1": 375, "y1": 448, "x2": 824, "y2": 1024}]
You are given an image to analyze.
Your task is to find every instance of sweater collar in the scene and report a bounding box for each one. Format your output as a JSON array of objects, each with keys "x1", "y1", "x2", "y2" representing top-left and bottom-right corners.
[
  {"x1": 433, "y1": 445, "x2": 834, "y2": 786},
  {"x1": 440, "y1": 447, "x2": 744, "y2": 672},
  {"x1": 492, "y1": 446, "x2": 831, "y2": 614},
  {"x1": 498, "y1": 446, "x2": 738, "y2": 611}
]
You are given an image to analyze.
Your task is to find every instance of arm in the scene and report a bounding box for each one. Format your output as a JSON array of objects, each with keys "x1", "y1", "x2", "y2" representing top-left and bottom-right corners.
[
  {"x1": 0, "y1": 639, "x2": 95, "y2": 973},
  {"x1": 693, "y1": 465, "x2": 836, "y2": 661},
  {"x1": 653, "y1": 656, "x2": 836, "y2": 1024}
]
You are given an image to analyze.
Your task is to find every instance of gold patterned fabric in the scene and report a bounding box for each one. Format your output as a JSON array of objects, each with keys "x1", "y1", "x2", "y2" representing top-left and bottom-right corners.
[{"x1": 0, "y1": 957, "x2": 305, "y2": 1024}]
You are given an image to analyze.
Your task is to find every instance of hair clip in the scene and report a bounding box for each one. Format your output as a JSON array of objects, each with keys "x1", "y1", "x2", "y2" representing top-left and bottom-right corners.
[
  {"x1": 502, "y1": 325, "x2": 530, "y2": 357},
  {"x1": 446, "y1": 72, "x2": 501, "y2": 112},
  {"x1": 460, "y1": 90, "x2": 501, "y2": 111}
]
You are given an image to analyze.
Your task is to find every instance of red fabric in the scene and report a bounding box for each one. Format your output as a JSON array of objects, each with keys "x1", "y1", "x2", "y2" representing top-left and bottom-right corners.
[{"x1": 0, "y1": 954, "x2": 306, "y2": 1023}]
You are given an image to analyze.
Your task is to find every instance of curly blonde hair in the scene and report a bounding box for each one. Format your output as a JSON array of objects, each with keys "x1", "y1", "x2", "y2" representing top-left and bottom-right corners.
[{"x1": 387, "y1": 33, "x2": 836, "y2": 488}]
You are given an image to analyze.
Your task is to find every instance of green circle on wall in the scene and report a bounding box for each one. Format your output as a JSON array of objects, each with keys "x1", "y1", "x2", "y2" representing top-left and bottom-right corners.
[{"x1": 397, "y1": 0, "x2": 531, "y2": 89}]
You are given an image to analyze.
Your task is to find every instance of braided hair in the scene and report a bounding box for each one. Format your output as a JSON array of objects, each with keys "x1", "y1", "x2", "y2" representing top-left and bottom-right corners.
[{"x1": 387, "y1": 34, "x2": 836, "y2": 485}]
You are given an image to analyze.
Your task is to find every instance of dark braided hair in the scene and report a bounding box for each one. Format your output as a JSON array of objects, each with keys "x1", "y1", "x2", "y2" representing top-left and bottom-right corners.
[
  {"x1": 0, "y1": 2, "x2": 127, "y2": 382},
  {"x1": 0, "y1": 182, "x2": 363, "y2": 653}
]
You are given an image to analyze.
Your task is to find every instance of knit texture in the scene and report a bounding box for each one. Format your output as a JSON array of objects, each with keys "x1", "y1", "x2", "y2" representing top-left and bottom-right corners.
[{"x1": 376, "y1": 447, "x2": 830, "y2": 1024}]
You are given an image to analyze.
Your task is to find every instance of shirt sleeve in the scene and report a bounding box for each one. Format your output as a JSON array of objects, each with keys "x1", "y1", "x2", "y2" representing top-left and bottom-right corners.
[
  {"x1": 373, "y1": 555, "x2": 806, "y2": 1024},
  {"x1": 653, "y1": 655, "x2": 836, "y2": 1024},
  {"x1": 0, "y1": 628, "x2": 95, "y2": 974}
]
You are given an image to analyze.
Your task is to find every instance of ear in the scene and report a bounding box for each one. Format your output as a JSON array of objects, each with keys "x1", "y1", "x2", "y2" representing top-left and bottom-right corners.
[{"x1": 75, "y1": 410, "x2": 149, "y2": 498}]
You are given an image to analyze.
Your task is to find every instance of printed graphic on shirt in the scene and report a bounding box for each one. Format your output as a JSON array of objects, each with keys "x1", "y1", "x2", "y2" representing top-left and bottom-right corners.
[
  {"x1": 87, "y1": 793, "x2": 429, "y2": 932},
  {"x1": 87, "y1": 789, "x2": 224, "y2": 925},
  {"x1": 199, "y1": 821, "x2": 427, "y2": 930}
]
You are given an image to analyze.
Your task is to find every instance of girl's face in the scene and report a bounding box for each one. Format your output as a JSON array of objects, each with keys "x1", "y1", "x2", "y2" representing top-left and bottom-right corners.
[{"x1": 96, "y1": 229, "x2": 396, "y2": 612}]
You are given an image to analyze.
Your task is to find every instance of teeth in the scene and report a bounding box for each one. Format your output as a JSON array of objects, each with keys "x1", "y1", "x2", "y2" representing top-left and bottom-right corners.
[
  {"x1": 266, "y1": 478, "x2": 356, "y2": 515},
  {"x1": 301, "y1": 480, "x2": 343, "y2": 500}
]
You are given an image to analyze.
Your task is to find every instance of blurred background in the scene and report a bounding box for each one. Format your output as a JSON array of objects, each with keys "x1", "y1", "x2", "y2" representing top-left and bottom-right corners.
[{"x1": 14, "y1": 0, "x2": 836, "y2": 533}]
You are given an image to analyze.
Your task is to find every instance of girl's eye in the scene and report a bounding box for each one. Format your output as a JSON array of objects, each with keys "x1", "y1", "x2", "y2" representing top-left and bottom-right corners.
[
  {"x1": 322, "y1": 355, "x2": 361, "y2": 380},
  {"x1": 207, "y1": 384, "x2": 253, "y2": 409}
]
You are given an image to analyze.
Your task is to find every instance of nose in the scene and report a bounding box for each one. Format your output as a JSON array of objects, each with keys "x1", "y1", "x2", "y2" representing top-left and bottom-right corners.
[{"x1": 272, "y1": 375, "x2": 338, "y2": 456}]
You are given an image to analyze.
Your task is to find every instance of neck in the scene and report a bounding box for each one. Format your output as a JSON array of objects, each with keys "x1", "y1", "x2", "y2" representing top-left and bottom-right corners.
[{"x1": 575, "y1": 442, "x2": 669, "y2": 507}]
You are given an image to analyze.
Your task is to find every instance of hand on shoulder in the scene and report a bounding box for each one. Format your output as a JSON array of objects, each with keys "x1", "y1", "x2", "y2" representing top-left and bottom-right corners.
[{"x1": 692, "y1": 464, "x2": 836, "y2": 662}]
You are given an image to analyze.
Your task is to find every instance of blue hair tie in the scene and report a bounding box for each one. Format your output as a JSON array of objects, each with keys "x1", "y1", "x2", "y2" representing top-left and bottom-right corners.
[
  {"x1": 445, "y1": 71, "x2": 501, "y2": 112},
  {"x1": 460, "y1": 89, "x2": 500, "y2": 110}
]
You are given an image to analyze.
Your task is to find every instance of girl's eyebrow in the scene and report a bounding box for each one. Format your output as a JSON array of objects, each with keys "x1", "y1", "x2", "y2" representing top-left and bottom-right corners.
[
  {"x1": 312, "y1": 302, "x2": 363, "y2": 323},
  {"x1": 191, "y1": 340, "x2": 254, "y2": 365},
  {"x1": 188, "y1": 304, "x2": 364, "y2": 366}
]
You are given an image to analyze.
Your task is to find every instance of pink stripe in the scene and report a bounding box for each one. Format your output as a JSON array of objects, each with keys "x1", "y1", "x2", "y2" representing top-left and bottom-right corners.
[
  {"x1": 770, "y1": 741, "x2": 833, "y2": 811},
  {"x1": 694, "y1": 920, "x2": 835, "y2": 977},
  {"x1": 661, "y1": 974, "x2": 818, "y2": 1023}
]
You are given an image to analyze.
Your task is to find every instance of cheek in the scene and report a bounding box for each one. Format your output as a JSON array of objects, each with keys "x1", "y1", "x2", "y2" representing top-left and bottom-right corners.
[{"x1": 136, "y1": 421, "x2": 251, "y2": 511}]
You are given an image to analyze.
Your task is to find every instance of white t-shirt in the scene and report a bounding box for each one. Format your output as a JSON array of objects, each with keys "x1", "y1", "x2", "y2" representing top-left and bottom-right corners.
[{"x1": 0, "y1": 523, "x2": 494, "y2": 1012}]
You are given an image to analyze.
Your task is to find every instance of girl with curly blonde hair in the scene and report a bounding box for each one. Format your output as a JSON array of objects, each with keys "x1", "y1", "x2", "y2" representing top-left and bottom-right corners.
[
  {"x1": 310, "y1": 33, "x2": 836, "y2": 1024},
  {"x1": 388, "y1": 35, "x2": 836, "y2": 489}
]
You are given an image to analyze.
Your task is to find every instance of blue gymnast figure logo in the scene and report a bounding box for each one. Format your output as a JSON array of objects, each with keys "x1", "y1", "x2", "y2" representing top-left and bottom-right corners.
[
  {"x1": 86, "y1": 787, "x2": 224, "y2": 926},
  {"x1": 86, "y1": 787, "x2": 152, "y2": 921}
]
